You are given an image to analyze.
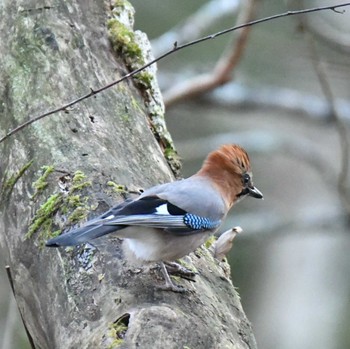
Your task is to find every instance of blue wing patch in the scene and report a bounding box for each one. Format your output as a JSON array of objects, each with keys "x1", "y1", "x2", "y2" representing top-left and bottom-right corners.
[{"x1": 183, "y1": 213, "x2": 221, "y2": 230}]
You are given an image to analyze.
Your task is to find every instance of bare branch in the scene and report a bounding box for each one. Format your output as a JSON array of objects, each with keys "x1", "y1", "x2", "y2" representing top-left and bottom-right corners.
[
  {"x1": 163, "y1": 0, "x2": 257, "y2": 108},
  {"x1": 1, "y1": 1, "x2": 350, "y2": 144}
]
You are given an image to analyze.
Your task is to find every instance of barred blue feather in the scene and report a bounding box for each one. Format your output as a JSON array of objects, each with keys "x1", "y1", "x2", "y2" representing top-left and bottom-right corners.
[{"x1": 183, "y1": 213, "x2": 221, "y2": 230}]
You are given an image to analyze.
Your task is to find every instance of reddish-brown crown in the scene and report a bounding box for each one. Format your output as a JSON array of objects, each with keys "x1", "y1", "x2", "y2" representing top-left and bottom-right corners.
[{"x1": 200, "y1": 144, "x2": 251, "y2": 175}]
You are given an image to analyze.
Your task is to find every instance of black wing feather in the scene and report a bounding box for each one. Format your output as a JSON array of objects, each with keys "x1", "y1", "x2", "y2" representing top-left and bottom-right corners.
[{"x1": 46, "y1": 195, "x2": 191, "y2": 247}]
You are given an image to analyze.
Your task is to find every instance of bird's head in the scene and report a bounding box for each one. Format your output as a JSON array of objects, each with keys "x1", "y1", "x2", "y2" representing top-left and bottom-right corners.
[{"x1": 199, "y1": 144, "x2": 263, "y2": 206}]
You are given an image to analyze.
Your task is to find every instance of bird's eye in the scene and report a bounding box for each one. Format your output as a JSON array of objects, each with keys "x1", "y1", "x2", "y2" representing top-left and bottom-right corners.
[{"x1": 243, "y1": 173, "x2": 250, "y2": 184}]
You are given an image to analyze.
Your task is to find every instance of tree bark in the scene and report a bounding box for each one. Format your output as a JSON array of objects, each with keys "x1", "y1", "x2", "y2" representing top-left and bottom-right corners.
[{"x1": 0, "y1": 1, "x2": 257, "y2": 348}]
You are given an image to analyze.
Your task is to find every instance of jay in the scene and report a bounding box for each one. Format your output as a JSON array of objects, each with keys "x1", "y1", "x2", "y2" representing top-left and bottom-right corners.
[{"x1": 46, "y1": 144, "x2": 263, "y2": 292}]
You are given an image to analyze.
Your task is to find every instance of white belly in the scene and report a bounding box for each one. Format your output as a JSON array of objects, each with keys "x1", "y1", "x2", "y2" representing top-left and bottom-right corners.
[{"x1": 118, "y1": 227, "x2": 211, "y2": 263}]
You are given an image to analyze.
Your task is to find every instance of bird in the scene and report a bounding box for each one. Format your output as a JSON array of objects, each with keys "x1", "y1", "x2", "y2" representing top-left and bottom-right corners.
[{"x1": 46, "y1": 144, "x2": 263, "y2": 292}]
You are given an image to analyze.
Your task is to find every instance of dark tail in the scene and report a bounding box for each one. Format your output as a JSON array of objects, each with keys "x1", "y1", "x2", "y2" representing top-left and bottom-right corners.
[{"x1": 46, "y1": 224, "x2": 124, "y2": 247}]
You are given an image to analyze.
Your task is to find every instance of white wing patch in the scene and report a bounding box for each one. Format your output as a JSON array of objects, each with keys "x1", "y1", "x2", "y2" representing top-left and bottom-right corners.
[
  {"x1": 155, "y1": 203, "x2": 170, "y2": 215},
  {"x1": 104, "y1": 214, "x2": 115, "y2": 220}
]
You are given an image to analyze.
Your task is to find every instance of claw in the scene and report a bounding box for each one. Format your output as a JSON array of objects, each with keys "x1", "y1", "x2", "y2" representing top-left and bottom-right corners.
[
  {"x1": 164, "y1": 261, "x2": 197, "y2": 281},
  {"x1": 158, "y1": 262, "x2": 191, "y2": 293}
]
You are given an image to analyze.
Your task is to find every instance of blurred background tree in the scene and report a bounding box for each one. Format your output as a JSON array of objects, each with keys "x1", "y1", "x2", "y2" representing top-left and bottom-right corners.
[{"x1": 1, "y1": 1, "x2": 350, "y2": 348}]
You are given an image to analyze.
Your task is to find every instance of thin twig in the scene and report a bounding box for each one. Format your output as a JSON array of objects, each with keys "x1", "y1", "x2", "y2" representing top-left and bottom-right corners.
[
  {"x1": 1, "y1": 2, "x2": 350, "y2": 144},
  {"x1": 163, "y1": 0, "x2": 257, "y2": 107},
  {"x1": 6, "y1": 265, "x2": 36, "y2": 349}
]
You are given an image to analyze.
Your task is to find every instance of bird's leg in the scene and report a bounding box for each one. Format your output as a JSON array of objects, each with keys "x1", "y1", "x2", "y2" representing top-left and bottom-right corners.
[
  {"x1": 158, "y1": 262, "x2": 188, "y2": 293},
  {"x1": 164, "y1": 261, "x2": 197, "y2": 281}
]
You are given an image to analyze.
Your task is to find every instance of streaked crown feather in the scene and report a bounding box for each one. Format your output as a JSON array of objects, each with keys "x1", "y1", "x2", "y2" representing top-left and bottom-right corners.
[{"x1": 201, "y1": 144, "x2": 251, "y2": 175}]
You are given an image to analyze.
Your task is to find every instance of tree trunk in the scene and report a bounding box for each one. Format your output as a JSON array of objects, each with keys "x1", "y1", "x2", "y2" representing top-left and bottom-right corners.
[{"x1": 0, "y1": 1, "x2": 257, "y2": 348}]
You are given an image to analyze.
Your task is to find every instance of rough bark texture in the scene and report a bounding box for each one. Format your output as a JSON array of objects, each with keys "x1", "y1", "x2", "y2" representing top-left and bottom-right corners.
[{"x1": 0, "y1": 1, "x2": 257, "y2": 348}]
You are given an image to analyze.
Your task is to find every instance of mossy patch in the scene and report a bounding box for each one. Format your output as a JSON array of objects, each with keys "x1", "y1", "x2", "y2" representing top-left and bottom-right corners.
[
  {"x1": 112, "y1": 0, "x2": 133, "y2": 10},
  {"x1": 106, "y1": 314, "x2": 130, "y2": 348},
  {"x1": 107, "y1": 19, "x2": 143, "y2": 61},
  {"x1": 32, "y1": 165, "x2": 54, "y2": 199},
  {"x1": 133, "y1": 71, "x2": 153, "y2": 90},
  {"x1": 0, "y1": 160, "x2": 33, "y2": 205},
  {"x1": 71, "y1": 170, "x2": 92, "y2": 191},
  {"x1": 26, "y1": 193, "x2": 63, "y2": 241},
  {"x1": 107, "y1": 181, "x2": 127, "y2": 195},
  {"x1": 27, "y1": 169, "x2": 92, "y2": 247},
  {"x1": 68, "y1": 205, "x2": 88, "y2": 224},
  {"x1": 204, "y1": 235, "x2": 217, "y2": 249},
  {"x1": 110, "y1": 0, "x2": 135, "y2": 22},
  {"x1": 164, "y1": 146, "x2": 180, "y2": 167}
]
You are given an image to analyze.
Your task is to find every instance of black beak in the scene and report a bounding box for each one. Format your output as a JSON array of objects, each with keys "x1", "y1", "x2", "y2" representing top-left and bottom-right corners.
[{"x1": 248, "y1": 186, "x2": 263, "y2": 199}]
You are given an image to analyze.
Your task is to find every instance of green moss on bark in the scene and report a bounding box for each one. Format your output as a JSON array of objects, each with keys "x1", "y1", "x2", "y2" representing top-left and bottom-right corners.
[
  {"x1": 107, "y1": 19, "x2": 143, "y2": 61},
  {"x1": 0, "y1": 160, "x2": 33, "y2": 205},
  {"x1": 27, "y1": 169, "x2": 93, "y2": 247},
  {"x1": 32, "y1": 165, "x2": 54, "y2": 198}
]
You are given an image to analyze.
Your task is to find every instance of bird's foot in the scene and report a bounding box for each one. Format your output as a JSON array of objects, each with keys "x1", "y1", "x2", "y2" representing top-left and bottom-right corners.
[
  {"x1": 157, "y1": 262, "x2": 193, "y2": 293},
  {"x1": 164, "y1": 261, "x2": 197, "y2": 281}
]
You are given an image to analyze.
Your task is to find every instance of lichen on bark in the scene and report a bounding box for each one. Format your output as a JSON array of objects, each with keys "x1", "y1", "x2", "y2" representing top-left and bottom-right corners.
[{"x1": 107, "y1": 0, "x2": 181, "y2": 176}]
